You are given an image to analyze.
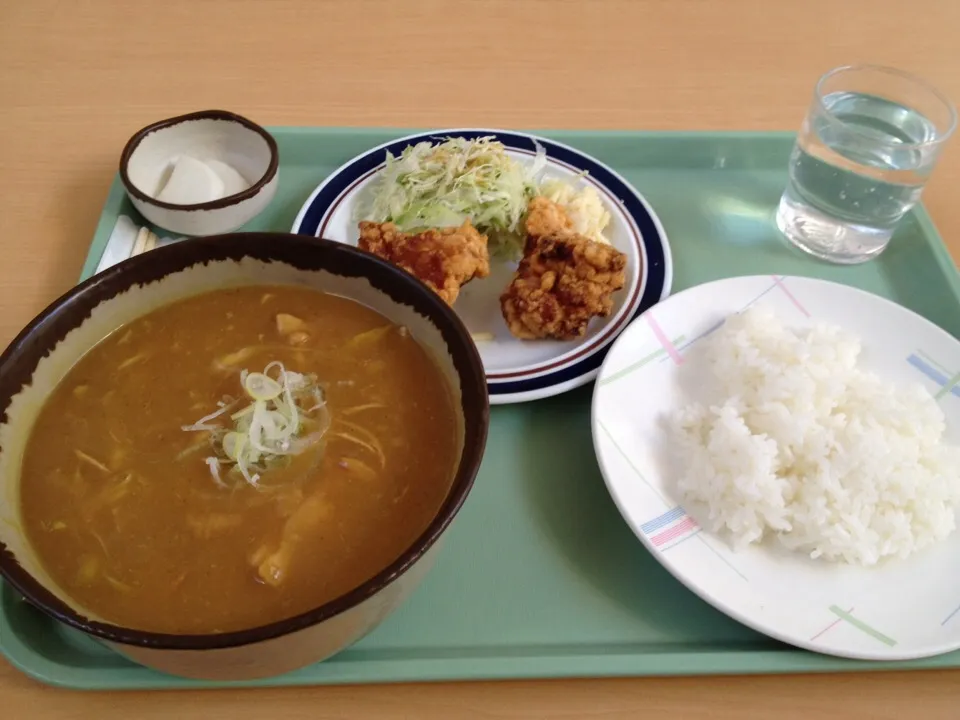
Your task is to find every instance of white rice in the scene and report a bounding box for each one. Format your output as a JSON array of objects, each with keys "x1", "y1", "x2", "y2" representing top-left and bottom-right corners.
[{"x1": 670, "y1": 306, "x2": 960, "y2": 566}]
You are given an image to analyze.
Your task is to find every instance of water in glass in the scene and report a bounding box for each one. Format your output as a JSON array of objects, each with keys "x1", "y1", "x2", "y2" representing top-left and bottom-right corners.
[{"x1": 777, "y1": 91, "x2": 939, "y2": 263}]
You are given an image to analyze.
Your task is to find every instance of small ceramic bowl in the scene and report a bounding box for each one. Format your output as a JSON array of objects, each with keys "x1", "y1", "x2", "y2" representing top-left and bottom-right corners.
[
  {"x1": 119, "y1": 110, "x2": 279, "y2": 236},
  {"x1": 0, "y1": 233, "x2": 489, "y2": 681}
]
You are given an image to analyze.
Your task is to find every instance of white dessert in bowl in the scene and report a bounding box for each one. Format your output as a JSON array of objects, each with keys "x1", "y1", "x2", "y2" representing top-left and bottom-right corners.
[{"x1": 119, "y1": 109, "x2": 279, "y2": 236}]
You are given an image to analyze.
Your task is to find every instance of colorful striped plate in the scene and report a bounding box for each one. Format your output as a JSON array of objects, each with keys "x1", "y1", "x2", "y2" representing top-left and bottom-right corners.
[{"x1": 592, "y1": 275, "x2": 960, "y2": 660}]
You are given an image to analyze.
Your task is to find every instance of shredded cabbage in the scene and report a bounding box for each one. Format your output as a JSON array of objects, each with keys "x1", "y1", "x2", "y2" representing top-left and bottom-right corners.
[{"x1": 358, "y1": 136, "x2": 547, "y2": 259}]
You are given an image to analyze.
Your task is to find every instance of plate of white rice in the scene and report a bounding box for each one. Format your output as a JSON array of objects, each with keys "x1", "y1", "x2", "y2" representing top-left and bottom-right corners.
[{"x1": 592, "y1": 275, "x2": 960, "y2": 660}]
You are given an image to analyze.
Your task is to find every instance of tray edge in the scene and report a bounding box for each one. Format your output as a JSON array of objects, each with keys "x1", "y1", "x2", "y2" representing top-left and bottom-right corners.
[{"x1": 7, "y1": 126, "x2": 957, "y2": 691}]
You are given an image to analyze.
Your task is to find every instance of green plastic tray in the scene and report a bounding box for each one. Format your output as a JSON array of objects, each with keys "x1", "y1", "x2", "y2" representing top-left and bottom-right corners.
[{"x1": 3, "y1": 129, "x2": 960, "y2": 690}]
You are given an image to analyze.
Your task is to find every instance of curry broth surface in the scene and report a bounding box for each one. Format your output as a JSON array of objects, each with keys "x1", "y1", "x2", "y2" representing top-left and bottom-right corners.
[{"x1": 20, "y1": 286, "x2": 458, "y2": 634}]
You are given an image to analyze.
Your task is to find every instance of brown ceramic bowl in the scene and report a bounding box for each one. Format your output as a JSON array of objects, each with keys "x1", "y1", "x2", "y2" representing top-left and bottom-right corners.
[{"x1": 0, "y1": 233, "x2": 489, "y2": 681}]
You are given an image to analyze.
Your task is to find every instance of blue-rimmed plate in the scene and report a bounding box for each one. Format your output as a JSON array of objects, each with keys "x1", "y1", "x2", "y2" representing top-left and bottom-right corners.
[{"x1": 292, "y1": 129, "x2": 672, "y2": 404}]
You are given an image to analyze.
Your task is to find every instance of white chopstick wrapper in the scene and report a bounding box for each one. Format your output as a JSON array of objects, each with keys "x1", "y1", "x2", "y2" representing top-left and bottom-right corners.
[
  {"x1": 94, "y1": 216, "x2": 182, "y2": 275},
  {"x1": 94, "y1": 215, "x2": 140, "y2": 274}
]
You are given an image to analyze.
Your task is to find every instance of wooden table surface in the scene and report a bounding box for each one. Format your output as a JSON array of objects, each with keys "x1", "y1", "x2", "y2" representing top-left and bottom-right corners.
[{"x1": 1, "y1": 1, "x2": 959, "y2": 717}]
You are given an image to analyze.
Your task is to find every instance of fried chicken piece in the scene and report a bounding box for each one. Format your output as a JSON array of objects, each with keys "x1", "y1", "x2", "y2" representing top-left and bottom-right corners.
[
  {"x1": 358, "y1": 220, "x2": 490, "y2": 305},
  {"x1": 500, "y1": 230, "x2": 627, "y2": 340},
  {"x1": 525, "y1": 195, "x2": 574, "y2": 237}
]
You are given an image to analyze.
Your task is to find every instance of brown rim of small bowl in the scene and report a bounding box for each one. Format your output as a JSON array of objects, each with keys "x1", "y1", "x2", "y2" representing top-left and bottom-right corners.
[
  {"x1": 118, "y1": 109, "x2": 280, "y2": 212},
  {"x1": 0, "y1": 232, "x2": 490, "y2": 651}
]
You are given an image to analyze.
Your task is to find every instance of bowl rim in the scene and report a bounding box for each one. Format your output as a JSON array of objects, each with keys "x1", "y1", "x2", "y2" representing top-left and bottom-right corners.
[
  {"x1": 0, "y1": 232, "x2": 490, "y2": 651},
  {"x1": 118, "y1": 109, "x2": 280, "y2": 212}
]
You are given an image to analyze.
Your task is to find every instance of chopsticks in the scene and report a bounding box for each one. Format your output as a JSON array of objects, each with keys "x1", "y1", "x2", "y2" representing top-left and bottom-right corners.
[
  {"x1": 94, "y1": 216, "x2": 182, "y2": 275},
  {"x1": 131, "y1": 226, "x2": 159, "y2": 256}
]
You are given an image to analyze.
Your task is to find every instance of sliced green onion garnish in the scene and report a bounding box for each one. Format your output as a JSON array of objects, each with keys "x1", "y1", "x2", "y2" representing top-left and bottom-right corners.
[
  {"x1": 243, "y1": 372, "x2": 283, "y2": 401},
  {"x1": 221, "y1": 431, "x2": 244, "y2": 461},
  {"x1": 184, "y1": 361, "x2": 329, "y2": 489}
]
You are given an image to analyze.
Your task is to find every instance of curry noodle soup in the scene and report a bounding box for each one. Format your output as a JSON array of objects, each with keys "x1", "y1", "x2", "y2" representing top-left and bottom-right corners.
[{"x1": 19, "y1": 286, "x2": 459, "y2": 634}]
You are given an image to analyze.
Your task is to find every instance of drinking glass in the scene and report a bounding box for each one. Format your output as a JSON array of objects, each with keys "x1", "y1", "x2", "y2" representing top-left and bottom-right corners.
[{"x1": 776, "y1": 65, "x2": 956, "y2": 264}]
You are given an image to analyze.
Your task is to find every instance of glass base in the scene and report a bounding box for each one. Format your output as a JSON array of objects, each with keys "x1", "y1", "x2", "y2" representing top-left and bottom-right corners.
[{"x1": 775, "y1": 195, "x2": 893, "y2": 265}]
